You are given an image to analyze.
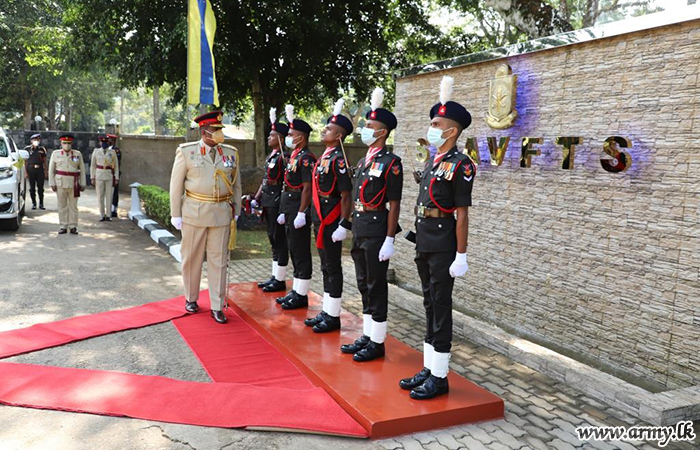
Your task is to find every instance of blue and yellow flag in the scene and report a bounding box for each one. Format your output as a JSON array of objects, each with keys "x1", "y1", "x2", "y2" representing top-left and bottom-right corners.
[{"x1": 187, "y1": 0, "x2": 219, "y2": 106}]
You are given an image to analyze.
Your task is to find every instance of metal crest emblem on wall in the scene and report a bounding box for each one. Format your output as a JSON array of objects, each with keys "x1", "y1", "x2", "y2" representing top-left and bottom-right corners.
[{"x1": 485, "y1": 64, "x2": 518, "y2": 129}]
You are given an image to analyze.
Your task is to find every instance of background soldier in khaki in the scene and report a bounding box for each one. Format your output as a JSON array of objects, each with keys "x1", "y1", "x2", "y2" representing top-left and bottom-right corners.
[
  {"x1": 169, "y1": 111, "x2": 242, "y2": 324},
  {"x1": 91, "y1": 136, "x2": 119, "y2": 222},
  {"x1": 48, "y1": 134, "x2": 86, "y2": 235}
]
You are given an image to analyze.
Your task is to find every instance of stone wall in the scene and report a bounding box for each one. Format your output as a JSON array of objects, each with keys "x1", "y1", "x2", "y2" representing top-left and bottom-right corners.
[{"x1": 393, "y1": 19, "x2": 700, "y2": 389}]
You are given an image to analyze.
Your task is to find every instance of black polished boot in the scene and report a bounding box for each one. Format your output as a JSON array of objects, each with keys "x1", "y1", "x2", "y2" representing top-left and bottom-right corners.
[
  {"x1": 58, "y1": 228, "x2": 67, "y2": 235},
  {"x1": 111, "y1": 210, "x2": 117, "y2": 217},
  {"x1": 399, "y1": 367, "x2": 431, "y2": 390},
  {"x1": 262, "y1": 279, "x2": 286, "y2": 293},
  {"x1": 69, "y1": 228, "x2": 78, "y2": 235},
  {"x1": 257, "y1": 276, "x2": 275, "y2": 288},
  {"x1": 281, "y1": 292, "x2": 308, "y2": 310},
  {"x1": 410, "y1": 374, "x2": 449, "y2": 400},
  {"x1": 276, "y1": 290, "x2": 295, "y2": 305},
  {"x1": 312, "y1": 315, "x2": 340, "y2": 333},
  {"x1": 105, "y1": 217, "x2": 112, "y2": 222},
  {"x1": 32, "y1": 204, "x2": 37, "y2": 210},
  {"x1": 39, "y1": 203, "x2": 45, "y2": 210},
  {"x1": 340, "y1": 334, "x2": 370, "y2": 354},
  {"x1": 99, "y1": 217, "x2": 107, "y2": 222},
  {"x1": 211, "y1": 310, "x2": 228, "y2": 324},
  {"x1": 353, "y1": 341, "x2": 385, "y2": 362},
  {"x1": 304, "y1": 311, "x2": 329, "y2": 327},
  {"x1": 185, "y1": 301, "x2": 199, "y2": 313}
]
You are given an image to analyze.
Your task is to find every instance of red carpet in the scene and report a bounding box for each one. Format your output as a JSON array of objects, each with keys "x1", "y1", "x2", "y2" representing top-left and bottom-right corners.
[
  {"x1": 0, "y1": 290, "x2": 368, "y2": 437},
  {"x1": 172, "y1": 310, "x2": 314, "y2": 389},
  {"x1": 0, "y1": 296, "x2": 188, "y2": 359},
  {"x1": 0, "y1": 362, "x2": 367, "y2": 437}
]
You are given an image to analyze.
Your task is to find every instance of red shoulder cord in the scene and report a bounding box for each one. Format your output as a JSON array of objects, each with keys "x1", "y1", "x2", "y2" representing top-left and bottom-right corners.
[
  {"x1": 428, "y1": 160, "x2": 463, "y2": 214},
  {"x1": 359, "y1": 159, "x2": 395, "y2": 208},
  {"x1": 267, "y1": 151, "x2": 284, "y2": 182},
  {"x1": 284, "y1": 149, "x2": 314, "y2": 189}
]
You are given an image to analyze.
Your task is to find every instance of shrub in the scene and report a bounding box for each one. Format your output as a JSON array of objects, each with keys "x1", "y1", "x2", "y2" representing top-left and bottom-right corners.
[{"x1": 137, "y1": 185, "x2": 172, "y2": 230}]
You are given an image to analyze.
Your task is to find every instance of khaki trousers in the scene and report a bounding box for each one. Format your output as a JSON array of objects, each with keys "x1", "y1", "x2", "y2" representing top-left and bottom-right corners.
[
  {"x1": 181, "y1": 223, "x2": 230, "y2": 311},
  {"x1": 56, "y1": 187, "x2": 79, "y2": 229},
  {"x1": 96, "y1": 179, "x2": 113, "y2": 218}
]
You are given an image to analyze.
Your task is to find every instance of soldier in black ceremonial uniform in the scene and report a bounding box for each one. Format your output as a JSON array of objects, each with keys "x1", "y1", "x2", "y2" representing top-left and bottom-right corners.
[
  {"x1": 340, "y1": 88, "x2": 403, "y2": 362},
  {"x1": 275, "y1": 105, "x2": 317, "y2": 310},
  {"x1": 108, "y1": 134, "x2": 121, "y2": 217},
  {"x1": 25, "y1": 133, "x2": 48, "y2": 210},
  {"x1": 253, "y1": 108, "x2": 290, "y2": 293},
  {"x1": 399, "y1": 76, "x2": 475, "y2": 400},
  {"x1": 302, "y1": 99, "x2": 353, "y2": 333}
]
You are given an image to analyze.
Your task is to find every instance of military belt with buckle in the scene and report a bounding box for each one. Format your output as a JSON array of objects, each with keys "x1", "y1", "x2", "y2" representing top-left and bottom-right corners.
[
  {"x1": 414, "y1": 205, "x2": 451, "y2": 218},
  {"x1": 263, "y1": 179, "x2": 280, "y2": 186},
  {"x1": 354, "y1": 201, "x2": 385, "y2": 212}
]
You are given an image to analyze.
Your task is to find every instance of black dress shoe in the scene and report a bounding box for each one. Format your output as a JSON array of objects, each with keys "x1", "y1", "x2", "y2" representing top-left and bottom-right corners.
[
  {"x1": 262, "y1": 279, "x2": 286, "y2": 292},
  {"x1": 276, "y1": 290, "x2": 295, "y2": 305},
  {"x1": 304, "y1": 311, "x2": 329, "y2": 327},
  {"x1": 281, "y1": 293, "x2": 308, "y2": 310},
  {"x1": 211, "y1": 310, "x2": 228, "y2": 324},
  {"x1": 185, "y1": 301, "x2": 199, "y2": 313},
  {"x1": 111, "y1": 211, "x2": 117, "y2": 217},
  {"x1": 105, "y1": 217, "x2": 112, "y2": 222},
  {"x1": 399, "y1": 367, "x2": 431, "y2": 390},
  {"x1": 99, "y1": 217, "x2": 107, "y2": 222},
  {"x1": 58, "y1": 228, "x2": 67, "y2": 235},
  {"x1": 257, "y1": 276, "x2": 275, "y2": 288},
  {"x1": 69, "y1": 228, "x2": 78, "y2": 235},
  {"x1": 32, "y1": 204, "x2": 37, "y2": 210},
  {"x1": 39, "y1": 204, "x2": 45, "y2": 210},
  {"x1": 341, "y1": 334, "x2": 370, "y2": 353},
  {"x1": 312, "y1": 315, "x2": 340, "y2": 333},
  {"x1": 353, "y1": 341, "x2": 385, "y2": 362},
  {"x1": 410, "y1": 374, "x2": 449, "y2": 400}
]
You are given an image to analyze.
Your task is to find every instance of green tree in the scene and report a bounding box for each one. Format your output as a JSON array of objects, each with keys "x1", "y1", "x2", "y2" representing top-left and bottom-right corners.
[{"x1": 64, "y1": 0, "x2": 470, "y2": 165}]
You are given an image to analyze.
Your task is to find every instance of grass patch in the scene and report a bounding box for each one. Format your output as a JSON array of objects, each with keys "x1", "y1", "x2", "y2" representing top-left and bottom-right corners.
[{"x1": 230, "y1": 230, "x2": 272, "y2": 260}]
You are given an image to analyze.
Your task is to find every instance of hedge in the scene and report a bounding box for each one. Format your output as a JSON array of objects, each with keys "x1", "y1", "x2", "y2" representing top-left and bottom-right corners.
[{"x1": 137, "y1": 185, "x2": 173, "y2": 230}]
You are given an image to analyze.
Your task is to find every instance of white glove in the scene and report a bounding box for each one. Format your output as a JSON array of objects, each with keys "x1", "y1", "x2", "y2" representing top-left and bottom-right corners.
[
  {"x1": 293, "y1": 211, "x2": 306, "y2": 229},
  {"x1": 171, "y1": 217, "x2": 183, "y2": 230},
  {"x1": 277, "y1": 213, "x2": 286, "y2": 225},
  {"x1": 449, "y1": 252, "x2": 469, "y2": 278},
  {"x1": 235, "y1": 215, "x2": 239, "y2": 222},
  {"x1": 251, "y1": 199, "x2": 259, "y2": 208},
  {"x1": 378, "y1": 236, "x2": 395, "y2": 261},
  {"x1": 331, "y1": 225, "x2": 348, "y2": 242}
]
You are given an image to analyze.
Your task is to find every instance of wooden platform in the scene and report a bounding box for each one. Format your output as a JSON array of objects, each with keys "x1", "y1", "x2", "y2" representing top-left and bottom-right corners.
[{"x1": 226, "y1": 282, "x2": 504, "y2": 438}]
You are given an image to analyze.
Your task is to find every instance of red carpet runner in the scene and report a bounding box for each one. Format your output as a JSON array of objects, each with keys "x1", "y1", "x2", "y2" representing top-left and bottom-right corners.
[{"x1": 0, "y1": 291, "x2": 367, "y2": 437}]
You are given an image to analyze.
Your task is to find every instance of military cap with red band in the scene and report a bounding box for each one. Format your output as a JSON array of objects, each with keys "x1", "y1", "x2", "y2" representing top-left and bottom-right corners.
[
  {"x1": 59, "y1": 134, "x2": 74, "y2": 143},
  {"x1": 194, "y1": 110, "x2": 225, "y2": 128}
]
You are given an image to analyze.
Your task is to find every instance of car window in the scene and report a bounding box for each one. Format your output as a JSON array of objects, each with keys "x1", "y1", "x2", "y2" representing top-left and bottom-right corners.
[{"x1": 0, "y1": 140, "x2": 8, "y2": 157}]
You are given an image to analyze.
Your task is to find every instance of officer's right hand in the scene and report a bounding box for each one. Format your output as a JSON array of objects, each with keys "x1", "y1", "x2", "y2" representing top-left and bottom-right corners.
[
  {"x1": 378, "y1": 236, "x2": 395, "y2": 261},
  {"x1": 91, "y1": 178, "x2": 95, "y2": 185},
  {"x1": 171, "y1": 217, "x2": 183, "y2": 230},
  {"x1": 276, "y1": 213, "x2": 285, "y2": 225},
  {"x1": 251, "y1": 199, "x2": 259, "y2": 208},
  {"x1": 293, "y1": 211, "x2": 306, "y2": 229},
  {"x1": 51, "y1": 185, "x2": 57, "y2": 192}
]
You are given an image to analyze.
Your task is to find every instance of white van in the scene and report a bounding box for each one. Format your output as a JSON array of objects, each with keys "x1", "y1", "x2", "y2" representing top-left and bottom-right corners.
[{"x1": 0, "y1": 128, "x2": 28, "y2": 231}]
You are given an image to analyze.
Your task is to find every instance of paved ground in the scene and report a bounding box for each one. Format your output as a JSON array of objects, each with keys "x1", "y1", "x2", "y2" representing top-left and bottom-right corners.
[{"x1": 0, "y1": 189, "x2": 697, "y2": 449}]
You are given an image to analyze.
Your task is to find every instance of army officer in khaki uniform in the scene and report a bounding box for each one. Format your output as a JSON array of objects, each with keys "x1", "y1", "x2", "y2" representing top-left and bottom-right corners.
[
  {"x1": 91, "y1": 136, "x2": 119, "y2": 221},
  {"x1": 169, "y1": 111, "x2": 242, "y2": 324},
  {"x1": 49, "y1": 134, "x2": 86, "y2": 235}
]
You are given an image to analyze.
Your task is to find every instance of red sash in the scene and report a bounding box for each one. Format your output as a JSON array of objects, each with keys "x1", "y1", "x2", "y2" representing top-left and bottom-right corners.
[
  {"x1": 311, "y1": 158, "x2": 341, "y2": 250},
  {"x1": 55, "y1": 170, "x2": 81, "y2": 198}
]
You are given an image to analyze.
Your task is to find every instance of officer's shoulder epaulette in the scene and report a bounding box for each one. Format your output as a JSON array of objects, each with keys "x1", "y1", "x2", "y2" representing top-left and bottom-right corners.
[
  {"x1": 178, "y1": 141, "x2": 198, "y2": 149},
  {"x1": 219, "y1": 143, "x2": 238, "y2": 152},
  {"x1": 385, "y1": 152, "x2": 402, "y2": 162}
]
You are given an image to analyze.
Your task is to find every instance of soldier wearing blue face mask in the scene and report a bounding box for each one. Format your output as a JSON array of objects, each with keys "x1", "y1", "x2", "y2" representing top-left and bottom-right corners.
[
  {"x1": 399, "y1": 76, "x2": 476, "y2": 400},
  {"x1": 338, "y1": 87, "x2": 403, "y2": 362}
]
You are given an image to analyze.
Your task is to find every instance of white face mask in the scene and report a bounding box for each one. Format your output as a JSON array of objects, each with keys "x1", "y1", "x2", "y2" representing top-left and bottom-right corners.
[
  {"x1": 31, "y1": 140, "x2": 39, "y2": 147},
  {"x1": 285, "y1": 135, "x2": 295, "y2": 148},
  {"x1": 426, "y1": 126, "x2": 452, "y2": 148},
  {"x1": 360, "y1": 127, "x2": 381, "y2": 146}
]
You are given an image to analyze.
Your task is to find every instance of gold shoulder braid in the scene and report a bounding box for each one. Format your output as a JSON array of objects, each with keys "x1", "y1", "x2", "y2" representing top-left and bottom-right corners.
[{"x1": 214, "y1": 161, "x2": 239, "y2": 251}]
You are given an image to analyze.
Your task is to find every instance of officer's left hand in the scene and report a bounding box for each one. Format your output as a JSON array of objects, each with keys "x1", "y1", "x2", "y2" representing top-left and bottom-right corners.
[
  {"x1": 331, "y1": 225, "x2": 348, "y2": 242},
  {"x1": 293, "y1": 211, "x2": 306, "y2": 229},
  {"x1": 251, "y1": 199, "x2": 258, "y2": 208},
  {"x1": 449, "y1": 252, "x2": 469, "y2": 277},
  {"x1": 235, "y1": 215, "x2": 239, "y2": 222},
  {"x1": 80, "y1": 186, "x2": 86, "y2": 192},
  {"x1": 378, "y1": 236, "x2": 395, "y2": 261}
]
